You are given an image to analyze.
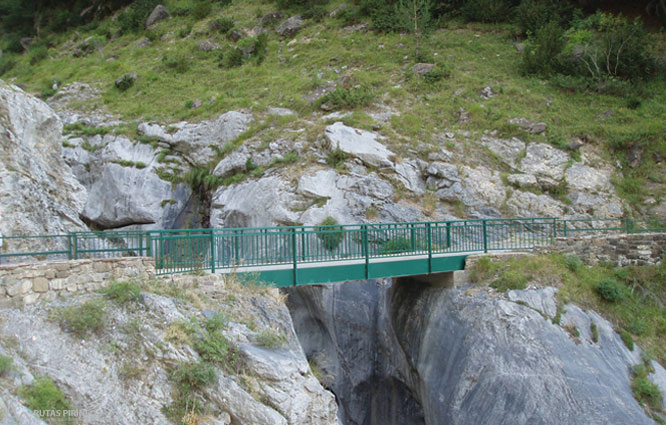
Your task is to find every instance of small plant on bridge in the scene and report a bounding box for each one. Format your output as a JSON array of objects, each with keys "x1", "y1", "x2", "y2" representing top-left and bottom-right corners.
[
  {"x1": 380, "y1": 237, "x2": 412, "y2": 254},
  {"x1": 317, "y1": 217, "x2": 344, "y2": 251}
]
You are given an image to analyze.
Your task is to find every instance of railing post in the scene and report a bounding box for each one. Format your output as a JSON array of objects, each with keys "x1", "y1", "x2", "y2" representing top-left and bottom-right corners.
[
  {"x1": 446, "y1": 222, "x2": 452, "y2": 249},
  {"x1": 625, "y1": 217, "x2": 632, "y2": 234},
  {"x1": 73, "y1": 233, "x2": 78, "y2": 260},
  {"x1": 410, "y1": 224, "x2": 416, "y2": 252},
  {"x1": 67, "y1": 233, "x2": 73, "y2": 260},
  {"x1": 301, "y1": 230, "x2": 306, "y2": 261},
  {"x1": 362, "y1": 225, "x2": 369, "y2": 279},
  {"x1": 482, "y1": 220, "x2": 488, "y2": 253},
  {"x1": 146, "y1": 233, "x2": 152, "y2": 257},
  {"x1": 553, "y1": 218, "x2": 557, "y2": 239},
  {"x1": 291, "y1": 228, "x2": 298, "y2": 286},
  {"x1": 234, "y1": 230, "x2": 240, "y2": 265},
  {"x1": 210, "y1": 230, "x2": 216, "y2": 273},
  {"x1": 563, "y1": 220, "x2": 567, "y2": 238},
  {"x1": 427, "y1": 222, "x2": 432, "y2": 274}
]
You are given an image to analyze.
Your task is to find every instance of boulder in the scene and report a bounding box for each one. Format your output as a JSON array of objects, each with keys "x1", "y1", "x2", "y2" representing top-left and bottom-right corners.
[
  {"x1": 258, "y1": 12, "x2": 284, "y2": 26},
  {"x1": 480, "y1": 86, "x2": 495, "y2": 99},
  {"x1": 394, "y1": 159, "x2": 426, "y2": 195},
  {"x1": 509, "y1": 117, "x2": 547, "y2": 134},
  {"x1": 479, "y1": 136, "x2": 525, "y2": 166},
  {"x1": 506, "y1": 190, "x2": 564, "y2": 218},
  {"x1": 199, "y1": 39, "x2": 221, "y2": 51},
  {"x1": 324, "y1": 122, "x2": 394, "y2": 168},
  {"x1": 411, "y1": 63, "x2": 434, "y2": 75},
  {"x1": 115, "y1": 72, "x2": 137, "y2": 89},
  {"x1": 276, "y1": 16, "x2": 303, "y2": 37},
  {"x1": 146, "y1": 5, "x2": 170, "y2": 27},
  {"x1": 565, "y1": 163, "x2": 612, "y2": 192}
]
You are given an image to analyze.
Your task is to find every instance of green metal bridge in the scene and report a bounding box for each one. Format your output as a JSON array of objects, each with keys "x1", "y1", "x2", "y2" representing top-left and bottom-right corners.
[{"x1": 1, "y1": 218, "x2": 664, "y2": 287}]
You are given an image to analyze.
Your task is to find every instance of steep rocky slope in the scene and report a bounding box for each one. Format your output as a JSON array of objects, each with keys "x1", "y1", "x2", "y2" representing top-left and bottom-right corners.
[{"x1": 0, "y1": 275, "x2": 339, "y2": 425}]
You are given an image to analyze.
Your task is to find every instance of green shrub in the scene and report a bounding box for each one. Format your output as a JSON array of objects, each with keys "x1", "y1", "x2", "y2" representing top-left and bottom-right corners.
[
  {"x1": 564, "y1": 254, "x2": 583, "y2": 272},
  {"x1": 596, "y1": 278, "x2": 624, "y2": 302},
  {"x1": 18, "y1": 376, "x2": 73, "y2": 424},
  {"x1": 326, "y1": 147, "x2": 347, "y2": 169},
  {"x1": 203, "y1": 313, "x2": 228, "y2": 333},
  {"x1": 194, "y1": 331, "x2": 231, "y2": 363},
  {"x1": 303, "y1": 4, "x2": 328, "y2": 22},
  {"x1": 171, "y1": 361, "x2": 217, "y2": 394},
  {"x1": 115, "y1": 74, "x2": 135, "y2": 91},
  {"x1": 521, "y1": 20, "x2": 565, "y2": 76},
  {"x1": 0, "y1": 354, "x2": 13, "y2": 375},
  {"x1": 103, "y1": 281, "x2": 142, "y2": 305},
  {"x1": 490, "y1": 268, "x2": 529, "y2": 292},
  {"x1": 256, "y1": 330, "x2": 287, "y2": 349},
  {"x1": 211, "y1": 17, "x2": 234, "y2": 34},
  {"x1": 381, "y1": 237, "x2": 412, "y2": 254},
  {"x1": 461, "y1": 0, "x2": 516, "y2": 23},
  {"x1": 57, "y1": 299, "x2": 106, "y2": 337},
  {"x1": 192, "y1": 1, "x2": 212, "y2": 20},
  {"x1": 0, "y1": 54, "x2": 16, "y2": 76},
  {"x1": 218, "y1": 47, "x2": 244, "y2": 68},
  {"x1": 162, "y1": 53, "x2": 189, "y2": 73},
  {"x1": 514, "y1": 0, "x2": 572, "y2": 35},
  {"x1": 422, "y1": 68, "x2": 451, "y2": 83},
  {"x1": 620, "y1": 330, "x2": 634, "y2": 350},
  {"x1": 117, "y1": 0, "x2": 160, "y2": 34},
  {"x1": 28, "y1": 45, "x2": 48, "y2": 65},
  {"x1": 317, "y1": 216, "x2": 344, "y2": 251},
  {"x1": 317, "y1": 87, "x2": 374, "y2": 110},
  {"x1": 631, "y1": 363, "x2": 663, "y2": 411},
  {"x1": 561, "y1": 13, "x2": 655, "y2": 82}
]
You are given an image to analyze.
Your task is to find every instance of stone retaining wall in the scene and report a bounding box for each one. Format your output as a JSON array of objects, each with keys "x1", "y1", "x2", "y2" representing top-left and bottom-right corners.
[
  {"x1": 0, "y1": 257, "x2": 155, "y2": 306},
  {"x1": 533, "y1": 233, "x2": 665, "y2": 267}
]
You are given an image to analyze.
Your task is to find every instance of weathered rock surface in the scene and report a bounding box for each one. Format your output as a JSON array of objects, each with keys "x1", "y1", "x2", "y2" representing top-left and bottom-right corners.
[
  {"x1": 276, "y1": 16, "x2": 303, "y2": 37},
  {"x1": 138, "y1": 111, "x2": 253, "y2": 167},
  {"x1": 146, "y1": 5, "x2": 170, "y2": 27},
  {"x1": 478, "y1": 136, "x2": 526, "y2": 166},
  {"x1": 0, "y1": 81, "x2": 88, "y2": 249},
  {"x1": 520, "y1": 143, "x2": 569, "y2": 186},
  {"x1": 0, "y1": 275, "x2": 339, "y2": 425},
  {"x1": 324, "y1": 122, "x2": 394, "y2": 168},
  {"x1": 509, "y1": 117, "x2": 547, "y2": 134},
  {"x1": 288, "y1": 280, "x2": 658, "y2": 425}
]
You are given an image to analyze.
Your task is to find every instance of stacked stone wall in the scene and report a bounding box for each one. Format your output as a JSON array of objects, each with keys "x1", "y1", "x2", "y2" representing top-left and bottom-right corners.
[
  {"x1": 0, "y1": 257, "x2": 155, "y2": 306},
  {"x1": 533, "y1": 233, "x2": 665, "y2": 266}
]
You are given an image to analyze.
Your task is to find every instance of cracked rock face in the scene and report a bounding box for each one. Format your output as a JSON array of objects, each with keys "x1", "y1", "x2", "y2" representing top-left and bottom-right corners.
[
  {"x1": 288, "y1": 280, "x2": 658, "y2": 425},
  {"x1": 0, "y1": 81, "x2": 88, "y2": 251}
]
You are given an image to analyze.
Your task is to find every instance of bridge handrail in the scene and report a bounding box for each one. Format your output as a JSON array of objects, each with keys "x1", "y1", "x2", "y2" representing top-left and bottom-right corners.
[{"x1": 1, "y1": 218, "x2": 664, "y2": 274}]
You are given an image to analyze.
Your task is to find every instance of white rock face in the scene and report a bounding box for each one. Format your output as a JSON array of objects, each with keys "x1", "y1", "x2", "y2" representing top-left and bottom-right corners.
[
  {"x1": 324, "y1": 122, "x2": 395, "y2": 168},
  {"x1": 507, "y1": 191, "x2": 565, "y2": 218},
  {"x1": 479, "y1": 136, "x2": 526, "y2": 166},
  {"x1": 394, "y1": 159, "x2": 426, "y2": 195},
  {"x1": 0, "y1": 81, "x2": 88, "y2": 247},
  {"x1": 565, "y1": 162, "x2": 613, "y2": 192},
  {"x1": 82, "y1": 163, "x2": 190, "y2": 229},
  {"x1": 520, "y1": 143, "x2": 570, "y2": 185},
  {"x1": 210, "y1": 176, "x2": 301, "y2": 228},
  {"x1": 138, "y1": 111, "x2": 253, "y2": 166}
]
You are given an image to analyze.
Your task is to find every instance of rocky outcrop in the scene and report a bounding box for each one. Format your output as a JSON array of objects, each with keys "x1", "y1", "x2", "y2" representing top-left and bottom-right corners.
[
  {"x1": 146, "y1": 5, "x2": 170, "y2": 28},
  {"x1": 324, "y1": 122, "x2": 395, "y2": 168},
  {"x1": 0, "y1": 275, "x2": 339, "y2": 425},
  {"x1": 62, "y1": 135, "x2": 191, "y2": 230},
  {"x1": 276, "y1": 16, "x2": 303, "y2": 37},
  {"x1": 138, "y1": 111, "x2": 252, "y2": 167},
  {"x1": 0, "y1": 81, "x2": 88, "y2": 251},
  {"x1": 288, "y1": 279, "x2": 660, "y2": 425}
]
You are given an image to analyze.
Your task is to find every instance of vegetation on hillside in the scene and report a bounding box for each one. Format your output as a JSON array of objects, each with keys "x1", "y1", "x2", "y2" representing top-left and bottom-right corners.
[{"x1": 0, "y1": 0, "x2": 664, "y2": 211}]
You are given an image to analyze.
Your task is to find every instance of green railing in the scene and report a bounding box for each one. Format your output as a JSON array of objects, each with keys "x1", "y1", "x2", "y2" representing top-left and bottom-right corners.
[
  {"x1": 1, "y1": 218, "x2": 664, "y2": 279},
  {"x1": 147, "y1": 218, "x2": 558, "y2": 275}
]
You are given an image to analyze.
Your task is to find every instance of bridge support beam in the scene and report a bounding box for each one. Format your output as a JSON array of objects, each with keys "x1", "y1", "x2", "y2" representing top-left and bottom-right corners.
[{"x1": 405, "y1": 271, "x2": 456, "y2": 288}]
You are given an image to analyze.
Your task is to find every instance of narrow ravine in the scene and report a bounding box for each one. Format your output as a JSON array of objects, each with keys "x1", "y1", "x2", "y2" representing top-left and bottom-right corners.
[{"x1": 286, "y1": 278, "x2": 659, "y2": 425}]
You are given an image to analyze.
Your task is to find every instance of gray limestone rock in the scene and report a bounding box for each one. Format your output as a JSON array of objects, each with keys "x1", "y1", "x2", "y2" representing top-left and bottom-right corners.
[
  {"x1": 506, "y1": 190, "x2": 565, "y2": 218},
  {"x1": 146, "y1": 5, "x2": 170, "y2": 27},
  {"x1": 507, "y1": 173, "x2": 538, "y2": 187},
  {"x1": 479, "y1": 136, "x2": 526, "y2": 166},
  {"x1": 520, "y1": 143, "x2": 570, "y2": 186},
  {"x1": 288, "y1": 280, "x2": 657, "y2": 425},
  {"x1": 509, "y1": 117, "x2": 547, "y2": 134},
  {"x1": 507, "y1": 287, "x2": 558, "y2": 317},
  {"x1": 411, "y1": 63, "x2": 434, "y2": 74},
  {"x1": 394, "y1": 159, "x2": 426, "y2": 195},
  {"x1": 138, "y1": 111, "x2": 252, "y2": 167},
  {"x1": 565, "y1": 162, "x2": 612, "y2": 192},
  {"x1": 276, "y1": 16, "x2": 303, "y2": 37},
  {"x1": 0, "y1": 81, "x2": 88, "y2": 252},
  {"x1": 324, "y1": 122, "x2": 394, "y2": 168}
]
